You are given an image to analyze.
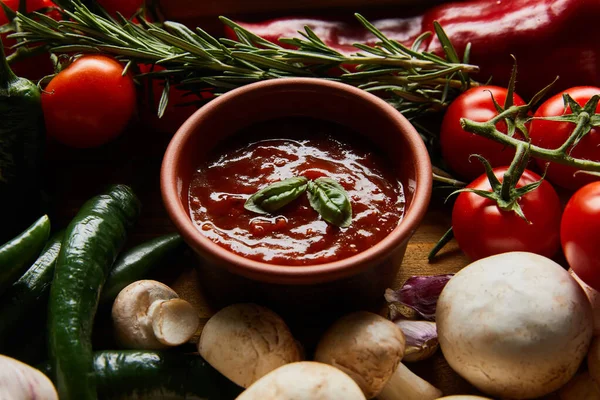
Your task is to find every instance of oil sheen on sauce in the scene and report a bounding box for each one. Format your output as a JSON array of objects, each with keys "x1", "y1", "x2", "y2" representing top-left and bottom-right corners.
[{"x1": 188, "y1": 118, "x2": 405, "y2": 266}]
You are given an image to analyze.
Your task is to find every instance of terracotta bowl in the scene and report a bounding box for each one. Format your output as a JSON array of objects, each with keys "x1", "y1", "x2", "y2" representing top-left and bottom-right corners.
[{"x1": 161, "y1": 78, "x2": 431, "y2": 327}]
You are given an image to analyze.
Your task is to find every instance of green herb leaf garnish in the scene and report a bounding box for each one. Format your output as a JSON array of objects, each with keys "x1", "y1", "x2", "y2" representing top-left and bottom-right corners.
[
  {"x1": 307, "y1": 177, "x2": 352, "y2": 228},
  {"x1": 245, "y1": 176, "x2": 353, "y2": 228},
  {"x1": 244, "y1": 176, "x2": 308, "y2": 215}
]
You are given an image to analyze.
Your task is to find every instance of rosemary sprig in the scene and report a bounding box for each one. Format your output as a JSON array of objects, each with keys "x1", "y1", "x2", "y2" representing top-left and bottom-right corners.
[{"x1": 8, "y1": 0, "x2": 479, "y2": 119}]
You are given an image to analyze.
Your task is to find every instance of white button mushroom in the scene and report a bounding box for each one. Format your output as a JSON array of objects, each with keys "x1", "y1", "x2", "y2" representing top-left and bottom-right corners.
[
  {"x1": 0, "y1": 354, "x2": 58, "y2": 400},
  {"x1": 437, "y1": 252, "x2": 593, "y2": 399},
  {"x1": 198, "y1": 303, "x2": 302, "y2": 389},
  {"x1": 314, "y1": 311, "x2": 442, "y2": 400},
  {"x1": 235, "y1": 362, "x2": 367, "y2": 400},
  {"x1": 112, "y1": 280, "x2": 200, "y2": 349}
]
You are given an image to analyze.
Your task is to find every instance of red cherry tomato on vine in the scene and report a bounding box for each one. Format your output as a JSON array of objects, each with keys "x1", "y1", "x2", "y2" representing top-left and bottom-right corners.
[
  {"x1": 452, "y1": 167, "x2": 562, "y2": 261},
  {"x1": 42, "y1": 55, "x2": 137, "y2": 148},
  {"x1": 96, "y1": 0, "x2": 144, "y2": 19},
  {"x1": 440, "y1": 86, "x2": 528, "y2": 181},
  {"x1": 561, "y1": 182, "x2": 600, "y2": 291},
  {"x1": 529, "y1": 86, "x2": 600, "y2": 191},
  {"x1": 0, "y1": 0, "x2": 60, "y2": 79}
]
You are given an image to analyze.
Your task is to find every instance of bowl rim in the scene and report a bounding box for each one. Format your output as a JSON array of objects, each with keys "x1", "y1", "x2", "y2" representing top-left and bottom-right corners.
[{"x1": 161, "y1": 78, "x2": 432, "y2": 284}]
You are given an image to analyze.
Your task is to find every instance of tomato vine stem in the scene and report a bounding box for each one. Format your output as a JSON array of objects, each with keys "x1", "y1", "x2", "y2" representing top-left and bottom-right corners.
[
  {"x1": 0, "y1": 42, "x2": 17, "y2": 87},
  {"x1": 460, "y1": 96, "x2": 600, "y2": 173},
  {"x1": 500, "y1": 143, "x2": 527, "y2": 203}
]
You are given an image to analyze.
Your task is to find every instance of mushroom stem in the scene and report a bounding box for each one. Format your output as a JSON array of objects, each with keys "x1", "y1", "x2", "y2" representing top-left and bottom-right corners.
[
  {"x1": 149, "y1": 298, "x2": 199, "y2": 346},
  {"x1": 112, "y1": 280, "x2": 200, "y2": 349},
  {"x1": 378, "y1": 362, "x2": 442, "y2": 400}
]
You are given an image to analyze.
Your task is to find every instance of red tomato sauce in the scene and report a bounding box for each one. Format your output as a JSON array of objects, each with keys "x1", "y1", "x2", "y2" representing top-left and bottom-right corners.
[{"x1": 188, "y1": 118, "x2": 405, "y2": 266}]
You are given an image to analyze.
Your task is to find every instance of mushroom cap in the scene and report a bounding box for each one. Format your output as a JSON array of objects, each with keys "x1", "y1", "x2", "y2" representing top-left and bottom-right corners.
[
  {"x1": 314, "y1": 311, "x2": 406, "y2": 399},
  {"x1": 198, "y1": 303, "x2": 302, "y2": 388},
  {"x1": 437, "y1": 252, "x2": 593, "y2": 399},
  {"x1": 235, "y1": 362, "x2": 366, "y2": 400},
  {"x1": 112, "y1": 280, "x2": 180, "y2": 349}
]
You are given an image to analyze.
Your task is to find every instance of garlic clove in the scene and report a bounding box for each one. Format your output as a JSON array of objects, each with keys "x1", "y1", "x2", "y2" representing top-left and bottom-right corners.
[
  {"x1": 394, "y1": 319, "x2": 439, "y2": 362},
  {"x1": 385, "y1": 274, "x2": 453, "y2": 321}
]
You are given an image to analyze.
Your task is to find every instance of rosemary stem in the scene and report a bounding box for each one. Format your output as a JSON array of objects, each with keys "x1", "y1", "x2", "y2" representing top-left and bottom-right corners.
[
  {"x1": 428, "y1": 227, "x2": 454, "y2": 261},
  {"x1": 362, "y1": 75, "x2": 471, "y2": 90},
  {"x1": 433, "y1": 172, "x2": 466, "y2": 187}
]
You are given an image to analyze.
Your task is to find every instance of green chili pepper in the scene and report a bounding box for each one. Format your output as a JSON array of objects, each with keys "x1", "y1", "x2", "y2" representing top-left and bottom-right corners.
[
  {"x1": 0, "y1": 41, "x2": 45, "y2": 242},
  {"x1": 100, "y1": 233, "x2": 184, "y2": 304},
  {"x1": 48, "y1": 185, "x2": 141, "y2": 400},
  {"x1": 0, "y1": 229, "x2": 63, "y2": 345},
  {"x1": 39, "y1": 350, "x2": 243, "y2": 399},
  {"x1": 0, "y1": 214, "x2": 50, "y2": 296}
]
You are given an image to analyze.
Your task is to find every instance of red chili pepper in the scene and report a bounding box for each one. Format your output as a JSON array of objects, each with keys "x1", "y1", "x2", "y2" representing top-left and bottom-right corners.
[
  {"x1": 423, "y1": 0, "x2": 600, "y2": 99},
  {"x1": 226, "y1": 0, "x2": 600, "y2": 100},
  {"x1": 0, "y1": 0, "x2": 61, "y2": 80}
]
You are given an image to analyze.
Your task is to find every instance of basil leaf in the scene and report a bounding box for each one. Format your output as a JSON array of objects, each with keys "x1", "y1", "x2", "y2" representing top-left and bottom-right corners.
[
  {"x1": 307, "y1": 177, "x2": 352, "y2": 228},
  {"x1": 244, "y1": 176, "x2": 308, "y2": 214}
]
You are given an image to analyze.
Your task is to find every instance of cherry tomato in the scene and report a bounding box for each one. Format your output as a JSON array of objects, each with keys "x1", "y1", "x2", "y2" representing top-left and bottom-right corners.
[
  {"x1": 561, "y1": 182, "x2": 600, "y2": 291},
  {"x1": 529, "y1": 86, "x2": 600, "y2": 190},
  {"x1": 42, "y1": 55, "x2": 136, "y2": 148},
  {"x1": 452, "y1": 167, "x2": 562, "y2": 261},
  {"x1": 0, "y1": 0, "x2": 60, "y2": 80},
  {"x1": 96, "y1": 0, "x2": 144, "y2": 19},
  {"x1": 440, "y1": 86, "x2": 528, "y2": 181}
]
